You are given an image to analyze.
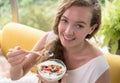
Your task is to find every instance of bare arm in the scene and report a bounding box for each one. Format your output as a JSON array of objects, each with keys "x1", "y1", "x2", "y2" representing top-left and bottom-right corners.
[
  {"x1": 96, "y1": 69, "x2": 110, "y2": 83},
  {"x1": 7, "y1": 32, "x2": 49, "y2": 80},
  {"x1": 23, "y1": 32, "x2": 49, "y2": 75}
]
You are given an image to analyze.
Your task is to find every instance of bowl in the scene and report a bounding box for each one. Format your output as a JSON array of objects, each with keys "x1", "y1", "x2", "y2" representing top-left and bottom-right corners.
[{"x1": 37, "y1": 59, "x2": 66, "y2": 82}]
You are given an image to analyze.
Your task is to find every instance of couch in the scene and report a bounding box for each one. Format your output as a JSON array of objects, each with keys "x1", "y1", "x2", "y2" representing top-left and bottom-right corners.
[{"x1": 0, "y1": 22, "x2": 120, "y2": 83}]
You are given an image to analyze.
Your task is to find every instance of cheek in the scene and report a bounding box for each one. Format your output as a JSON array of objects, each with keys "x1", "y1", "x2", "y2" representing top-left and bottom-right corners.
[
  {"x1": 58, "y1": 23, "x2": 65, "y2": 33},
  {"x1": 77, "y1": 30, "x2": 89, "y2": 38}
]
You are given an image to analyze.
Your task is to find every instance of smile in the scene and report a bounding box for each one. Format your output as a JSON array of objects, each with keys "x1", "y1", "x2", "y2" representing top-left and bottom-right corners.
[{"x1": 63, "y1": 35, "x2": 75, "y2": 41}]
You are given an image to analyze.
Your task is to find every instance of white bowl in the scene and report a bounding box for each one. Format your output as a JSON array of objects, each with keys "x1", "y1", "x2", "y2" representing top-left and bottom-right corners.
[{"x1": 37, "y1": 59, "x2": 66, "y2": 82}]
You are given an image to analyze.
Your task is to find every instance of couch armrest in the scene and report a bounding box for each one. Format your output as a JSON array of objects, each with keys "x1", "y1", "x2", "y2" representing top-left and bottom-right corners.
[
  {"x1": 0, "y1": 30, "x2": 2, "y2": 48},
  {"x1": 104, "y1": 53, "x2": 120, "y2": 83},
  {"x1": 1, "y1": 22, "x2": 46, "y2": 56}
]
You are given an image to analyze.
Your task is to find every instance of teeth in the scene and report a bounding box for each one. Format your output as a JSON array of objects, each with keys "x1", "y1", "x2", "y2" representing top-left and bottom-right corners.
[{"x1": 64, "y1": 36, "x2": 75, "y2": 41}]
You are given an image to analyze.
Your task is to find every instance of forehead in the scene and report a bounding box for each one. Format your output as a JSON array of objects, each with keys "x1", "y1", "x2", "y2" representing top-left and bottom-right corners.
[{"x1": 63, "y1": 6, "x2": 93, "y2": 22}]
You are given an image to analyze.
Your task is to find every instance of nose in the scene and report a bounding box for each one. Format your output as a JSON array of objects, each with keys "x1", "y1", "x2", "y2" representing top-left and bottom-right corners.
[{"x1": 65, "y1": 25, "x2": 74, "y2": 36}]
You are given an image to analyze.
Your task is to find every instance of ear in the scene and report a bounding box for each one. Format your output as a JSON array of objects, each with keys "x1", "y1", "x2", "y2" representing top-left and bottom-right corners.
[{"x1": 89, "y1": 24, "x2": 98, "y2": 34}]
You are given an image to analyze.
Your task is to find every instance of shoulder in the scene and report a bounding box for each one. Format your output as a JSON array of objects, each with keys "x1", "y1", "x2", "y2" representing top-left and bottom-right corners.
[
  {"x1": 89, "y1": 55, "x2": 109, "y2": 82},
  {"x1": 96, "y1": 69, "x2": 110, "y2": 83},
  {"x1": 33, "y1": 31, "x2": 58, "y2": 50},
  {"x1": 93, "y1": 55, "x2": 109, "y2": 68},
  {"x1": 88, "y1": 55, "x2": 109, "y2": 69}
]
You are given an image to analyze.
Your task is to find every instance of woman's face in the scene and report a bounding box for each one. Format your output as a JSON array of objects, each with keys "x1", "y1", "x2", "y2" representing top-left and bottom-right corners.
[{"x1": 58, "y1": 6, "x2": 96, "y2": 48}]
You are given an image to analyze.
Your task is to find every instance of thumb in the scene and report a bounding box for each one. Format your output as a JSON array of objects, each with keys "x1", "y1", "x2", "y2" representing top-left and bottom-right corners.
[
  {"x1": 14, "y1": 46, "x2": 21, "y2": 50},
  {"x1": 61, "y1": 73, "x2": 68, "y2": 83}
]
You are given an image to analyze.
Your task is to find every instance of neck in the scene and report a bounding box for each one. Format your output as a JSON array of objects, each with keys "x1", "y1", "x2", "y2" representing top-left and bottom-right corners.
[{"x1": 64, "y1": 40, "x2": 87, "y2": 56}]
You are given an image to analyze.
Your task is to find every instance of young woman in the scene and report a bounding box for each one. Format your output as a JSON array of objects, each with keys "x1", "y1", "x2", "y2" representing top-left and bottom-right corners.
[{"x1": 7, "y1": 0, "x2": 110, "y2": 83}]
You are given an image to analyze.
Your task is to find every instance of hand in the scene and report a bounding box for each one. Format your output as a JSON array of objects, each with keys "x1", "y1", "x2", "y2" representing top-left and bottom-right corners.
[
  {"x1": 7, "y1": 46, "x2": 28, "y2": 68},
  {"x1": 60, "y1": 73, "x2": 68, "y2": 83},
  {"x1": 37, "y1": 73, "x2": 68, "y2": 83}
]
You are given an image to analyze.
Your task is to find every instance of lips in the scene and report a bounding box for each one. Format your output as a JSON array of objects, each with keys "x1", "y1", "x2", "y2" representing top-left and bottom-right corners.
[{"x1": 63, "y1": 35, "x2": 75, "y2": 41}]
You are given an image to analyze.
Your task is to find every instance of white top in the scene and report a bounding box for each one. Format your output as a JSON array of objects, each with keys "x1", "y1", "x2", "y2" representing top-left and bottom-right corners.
[
  {"x1": 46, "y1": 32, "x2": 109, "y2": 83},
  {"x1": 66, "y1": 56, "x2": 109, "y2": 83},
  {"x1": 0, "y1": 32, "x2": 109, "y2": 83}
]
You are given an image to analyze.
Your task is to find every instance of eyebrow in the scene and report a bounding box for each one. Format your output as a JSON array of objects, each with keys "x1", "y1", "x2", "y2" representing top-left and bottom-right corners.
[{"x1": 61, "y1": 15, "x2": 87, "y2": 25}]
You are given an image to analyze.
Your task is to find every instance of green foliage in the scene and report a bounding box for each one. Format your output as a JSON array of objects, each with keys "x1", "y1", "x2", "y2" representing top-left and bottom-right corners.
[
  {"x1": 0, "y1": 0, "x2": 11, "y2": 29},
  {"x1": 0, "y1": 0, "x2": 59, "y2": 31},
  {"x1": 18, "y1": 0, "x2": 34, "y2": 7},
  {"x1": 97, "y1": 0, "x2": 120, "y2": 54},
  {"x1": 19, "y1": 1, "x2": 58, "y2": 31}
]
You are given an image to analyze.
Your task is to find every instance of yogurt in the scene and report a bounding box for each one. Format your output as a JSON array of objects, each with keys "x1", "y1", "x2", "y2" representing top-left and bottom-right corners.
[{"x1": 37, "y1": 59, "x2": 66, "y2": 82}]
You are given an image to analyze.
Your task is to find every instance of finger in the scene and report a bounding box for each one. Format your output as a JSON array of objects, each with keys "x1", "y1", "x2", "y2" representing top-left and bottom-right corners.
[
  {"x1": 8, "y1": 46, "x2": 22, "y2": 53},
  {"x1": 8, "y1": 46, "x2": 22, "y2": 52},
  {"x1": 7, "y1": 49, "x2": 28, "y2": 67},
  {"x1": 8, "y1": 53, "x2": 26, "y2": 66},
  {"x1": 40, "y1": 49, "x2": 46, "y2": 54},
  {"x1": 61, "y1": 73, "x2": 68, "y2": 83},
  {"x1": 14, "y1": 46, "x2": 22, "y2": 50},
  {"x1": 7, "y1": 48, "x2": 27, "y2": 58},
  {"x1": 37, "y1": 74, "x2": 46, "y2": 82}
]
